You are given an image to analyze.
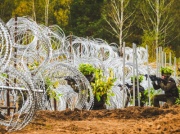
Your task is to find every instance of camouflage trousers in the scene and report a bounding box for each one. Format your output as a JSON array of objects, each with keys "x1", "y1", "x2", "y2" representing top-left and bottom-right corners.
[{"x1": 153, "y1": 94, "x2": 177, "y2": 107}]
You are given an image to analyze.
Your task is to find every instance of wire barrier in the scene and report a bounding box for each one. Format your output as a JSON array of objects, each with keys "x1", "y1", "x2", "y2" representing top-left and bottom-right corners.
[{"x1": 0, "y1": 16, "x2": 178, "y2": 132}]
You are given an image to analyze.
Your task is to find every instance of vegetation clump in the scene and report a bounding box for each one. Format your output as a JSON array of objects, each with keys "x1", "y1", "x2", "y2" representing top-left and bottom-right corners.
[
  {"x1": 78, "y1": 63, "x2": 116, "y2": 105},
  {"x1": 45, "y1": 77, "x2": 62, "y2": 100},
  {"x1": 130, "y1": 75, "x2": 144, "y2": 83},
  {"x1": 160, "y1": 67, "x2": 174, "y2": 74},
  {"x1": 78, "y1": 63, "x2": 96, "y2": 75}
]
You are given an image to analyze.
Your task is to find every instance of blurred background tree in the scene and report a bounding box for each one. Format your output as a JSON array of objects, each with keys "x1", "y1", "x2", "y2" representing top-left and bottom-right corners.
[{"x1": 0, "y1": 0, "x2": 179, "y2": 58}]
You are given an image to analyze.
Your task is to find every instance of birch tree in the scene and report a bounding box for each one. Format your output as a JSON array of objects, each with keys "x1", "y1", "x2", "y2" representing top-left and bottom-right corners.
[
  {"x1": 32, "y1": 0, "x2": 36, "y2": 21},
  {"x1": 141, "y1": 0, "x2": 175, "y2": 48},
  {"x1": 45, "y1": 0, "x2": 49, "y2": 26},
  {"x1": 103, "y1": 0, "x2": 134, "y2": 55}
]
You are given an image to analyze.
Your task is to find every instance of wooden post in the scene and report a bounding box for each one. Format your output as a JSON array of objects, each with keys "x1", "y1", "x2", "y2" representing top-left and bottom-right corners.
[{"x1": 101, "y1": 48, "x2": 105, "y2": 61}]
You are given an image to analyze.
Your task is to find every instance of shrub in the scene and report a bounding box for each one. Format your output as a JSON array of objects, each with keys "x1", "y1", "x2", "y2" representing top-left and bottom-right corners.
[
  {"x1": 91, "y1": 68, "x2": 116, "y2": 105},
  {"x1": 175, "y1": 87, "x2": 180, "y2": 105},
  {"x1": 78, "y1": 63, "x2": 116, "y2": 105},
  {"x1": 78, "y1": 63, "x2": 96, "y2": 75},
  {"x1": 45, "y1": 77, "x2": 62, "y2": 100},
  {"x1": 142, "y1": 88, "x2": 161, "y2": 106}
]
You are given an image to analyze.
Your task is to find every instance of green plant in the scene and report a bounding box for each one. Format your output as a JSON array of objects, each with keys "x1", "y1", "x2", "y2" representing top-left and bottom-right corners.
[
  {"x1": 78, "y1": 63, "x2": 96, "y2": 75},
  {"x1": 160, "y1": 67, "x2": 174, "y2": 74},
  {"x1": 78, "y1": 63, "x2": 116, "y2": 105},
  {"x1": 142, "y1": 88, "x2": 161, "y2": 106},
  {"x1": 163, "y1": 47, "x2": 176, "y2": 63},
  {"x1": 91, "y1": 68, "x2": 116, "y2": 105},
  {"x1": 130, "y1": 75, "x2": 144, "y2": 83},
  {"x1": 0, "y1": 73, "x2": 8, "y2": 84},
  {"x1": 45, "y1": 77, "x2": 62, "y2": 100},
  {"x1": 175, "y1": 87, "x2": 180, "y2": 105},
  {"x1": 175, "y1": 98, "x2": 180, "y2": 104},
  {"x1": 0, "y1": 73, "x2": 8, "y2": 78},
  {"x1": 141, "y1": 30, "x2": 156, "y2": 62}
]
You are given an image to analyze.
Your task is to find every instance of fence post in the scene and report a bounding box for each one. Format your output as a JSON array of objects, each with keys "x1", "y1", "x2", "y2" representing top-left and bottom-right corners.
[
  {"x1": 146, "y1": 45, "x2": 151, "y2": 106},
  {"x1": 122, "y1": 42, "x2": 125, "y2": 108},
  {"x1": 132, "y1": 43, "x2": 136, "y2": 106}
]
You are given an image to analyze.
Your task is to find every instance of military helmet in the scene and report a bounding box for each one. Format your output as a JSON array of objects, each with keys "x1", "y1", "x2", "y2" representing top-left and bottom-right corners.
[{"x1": 160, "y1": 67, "x2": 174, "y2": 76}]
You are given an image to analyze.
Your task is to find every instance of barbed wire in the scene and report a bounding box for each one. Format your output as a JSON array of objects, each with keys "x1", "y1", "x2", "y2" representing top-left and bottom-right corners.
[{"x1": 0, "y1": 16, "x2": 178, "y2": 132}]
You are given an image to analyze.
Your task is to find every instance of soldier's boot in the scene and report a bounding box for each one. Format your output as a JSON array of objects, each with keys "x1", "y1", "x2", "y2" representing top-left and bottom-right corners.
[{"x1": 153, "y1": 96, "x2": 160, "y2": 107}]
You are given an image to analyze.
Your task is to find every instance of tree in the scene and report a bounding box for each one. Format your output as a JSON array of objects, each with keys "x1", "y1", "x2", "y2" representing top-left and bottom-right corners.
[
  {"x1": 32, "y1": 0, "x2": 36, "y2": 21},
  {"x1": 45, "y1": 0, "x2": 49, "y2": 26},
  {"x1": 103, "y1": 0, "x2": 134, "y2": 55},
  {"x1": 13, "y1": 0, "x2": 33, "y2": 17},
  {"x1": 51, "y1": 0, "x2": 72, "y2": 27},
  {"x1": 168, "y1": 1, "x2": 180, "y2": 57},
  {"x1": 68, "y1": 0, "x2": 104, "y2": 37},
  {"x1": 140, "y1": 0, "x2": 175, "y2": 48},
  {"x1": 0, "y1": 0, "x2": 15, "y2": 22}
]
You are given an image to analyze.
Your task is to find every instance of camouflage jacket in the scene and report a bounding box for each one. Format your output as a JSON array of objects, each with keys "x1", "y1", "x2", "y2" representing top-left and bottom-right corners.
[{"x1": 153, "y1": 77, "x2": 179, "y2": 98}]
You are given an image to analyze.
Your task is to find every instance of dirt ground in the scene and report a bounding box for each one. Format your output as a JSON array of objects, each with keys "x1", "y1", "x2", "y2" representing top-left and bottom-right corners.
[{"x1": 1, "y1": 105, "x2": 180, "y2": 134}]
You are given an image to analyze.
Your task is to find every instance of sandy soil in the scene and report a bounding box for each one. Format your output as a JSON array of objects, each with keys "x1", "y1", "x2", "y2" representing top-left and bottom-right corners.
[{"x1": 1, "y1": 105, "x2": 180, "y2": 134}]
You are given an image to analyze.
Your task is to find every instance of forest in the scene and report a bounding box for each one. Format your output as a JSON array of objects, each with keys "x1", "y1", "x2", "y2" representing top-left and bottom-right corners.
[{"x1": 0, "y1": 0, "x2": 180, "y2": 58}]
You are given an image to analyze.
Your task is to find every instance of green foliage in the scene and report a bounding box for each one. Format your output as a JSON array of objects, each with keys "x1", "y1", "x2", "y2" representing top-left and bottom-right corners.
[
  {"x1": 68, "y1": 0, "x2": 104, "y2": 37},
  {"x1": 78, "y1": 63, "x2": 116, "y2": 105},
  {"x1": 175, "y1": 98, "x2": 180, "y2": 105},
  {"x1": 13, "y1": 1, "x2": 33, "y2": 17},
  {"x1": 78, "y1": 63, "x2": 96, "y2": 75},
  {"x1": 169, "y1": 1, "x2": 180, "y2": 57},
  {"x1": 142, "y1": 88, "x2": 161, "y2": 106},
  {"x1": 160, "y1": 67, "x2": 174, "y2": 74},
  {"x1": 0, "y1": 73, "x2": 8, "y2": 78},
  {"x1": 131, "y1": 75, "x2": 144, "y2": 83},
  {"x1": 91, "y1": 68, "x2": 116, "y2": 105},
  {"x1": 0, "y1": 0, "x2": 15, "y2": 22},
  {"x1": 141, "y1": 30, "x2": 156, "y2": 62},
  {"x1": 163, "y1": 47, "x2": 176, "y2": 63},
  {"x1": 0, "y1": 1, "x2": 180, "y2": 56},
  {"x1": 0, "y1": 73, "x2": 8, "y2": 84},
  {"x1": 141, "y1": 30, "x2": 155, "y2": 47},
  {"x1": 45, "y1": 77, "x2": 62, "y2": 100},
  {"x1": 52, "y1": 0, "x2": 72, "y2": 27},
  {"x1": 175, "y1": 87, "x2": 180, "y2": 105}
]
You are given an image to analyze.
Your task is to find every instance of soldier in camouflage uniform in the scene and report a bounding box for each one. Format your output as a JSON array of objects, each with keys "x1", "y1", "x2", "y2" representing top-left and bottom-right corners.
[
  {"x1": 152, "y1": 67, "x2": 179, "y2": 107},
  {"x1": 124, "y1": 75, "x2": 145, "y2": 107}
]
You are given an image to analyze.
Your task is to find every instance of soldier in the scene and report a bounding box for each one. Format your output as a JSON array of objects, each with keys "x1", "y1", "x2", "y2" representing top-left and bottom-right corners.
[
  {"x1": 152, "y1": 67, "x2": 179, "y2": 107},
  {"x1": 124, "y1": 75, "x2": 145, "y2": 107}
]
